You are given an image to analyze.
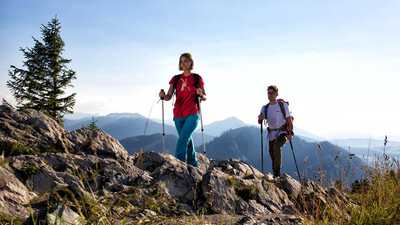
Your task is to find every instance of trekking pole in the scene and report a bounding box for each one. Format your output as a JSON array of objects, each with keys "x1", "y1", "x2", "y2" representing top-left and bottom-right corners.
[
  {"x1": 161, "y1": 89, "x2": 166, "y2": 153},
  {"x1": 260, "y1": 121, "x2": 264, "y2": 173},
  {"x1": 144, "y1": 97, "x2": 158, "y2": 135},
  {"x1": 383, "y1": 135, "x2": 388, "y2": 160},
  {"x1": 289, "y1": 139, "x2": 302, "y2": 182},
  {"x1": 197, "y1": 96, "x2": 206, "y2": 155},
  {"x1": 384, "y1": 135, "x2": 388, "y2": 155}
]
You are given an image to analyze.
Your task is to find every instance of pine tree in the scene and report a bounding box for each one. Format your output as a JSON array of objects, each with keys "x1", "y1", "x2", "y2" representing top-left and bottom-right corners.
[
  {"x1": 87, "y1": 116, "x2": 99, "y2": 131},
  {"x1": 40, "y1": 17, "x2": 77, "y2": 124},
  {"x1": 7, "y1": 16, "x2": 77, "y2": 124},
  {"x1": 7, "y1": 39, "x2": 47, "y2": 110}
]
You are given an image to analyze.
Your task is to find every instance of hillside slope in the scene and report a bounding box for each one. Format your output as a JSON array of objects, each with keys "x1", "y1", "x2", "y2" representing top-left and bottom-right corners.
[{"x1": 0, "y1": 103, "x2": 355, "y2": 224}]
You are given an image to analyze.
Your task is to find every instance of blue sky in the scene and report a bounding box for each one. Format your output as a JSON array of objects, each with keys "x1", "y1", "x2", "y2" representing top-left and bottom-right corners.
[{"x1": 1, "y1": 0, "x2": 399, "y2": 140}]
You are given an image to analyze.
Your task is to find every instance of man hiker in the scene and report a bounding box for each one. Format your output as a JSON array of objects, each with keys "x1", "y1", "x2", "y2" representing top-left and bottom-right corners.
[
  {"x1": 258, "y1": 85, "x2": 293, "y2": 178},
  {"x1": 159, "y1": 53, "x2": 206, "y2": 167}
]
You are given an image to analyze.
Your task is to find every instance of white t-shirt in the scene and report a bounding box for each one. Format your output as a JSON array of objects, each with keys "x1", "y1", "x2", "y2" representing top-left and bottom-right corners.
[{"x1": 260, "y1": 102, "x2": 291, "y2": 141}]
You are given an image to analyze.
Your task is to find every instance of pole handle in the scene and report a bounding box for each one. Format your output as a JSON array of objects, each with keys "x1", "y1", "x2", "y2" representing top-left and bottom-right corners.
[{"x1": 160, "y1": 89, "x2": 165, "y2": 100}]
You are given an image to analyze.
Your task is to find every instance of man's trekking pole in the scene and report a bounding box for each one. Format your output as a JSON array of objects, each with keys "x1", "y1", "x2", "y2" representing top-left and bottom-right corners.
[
  {"x1": 160, "y1": 89, "x2": 166, "y2": 153},
  {"x1": 260, "y1": 122, "x2": 264, "y2": 173},
  {"x1": 289, "y1": 139, "x2": 302, "y2": 182},
  {"x1": 384, "y1": 135, "x2": 388, "y2": 155},
  {"x1": 197, "y1": 96, "x2": 206, "y2": 155}
]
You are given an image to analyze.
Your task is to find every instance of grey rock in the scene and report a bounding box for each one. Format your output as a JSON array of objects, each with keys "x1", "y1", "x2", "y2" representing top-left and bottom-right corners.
[
  {"x1": 197, "y1": 152, "x2": 210, "y2": 175},
  {"x1": 202, "y1": 167, "x2": 238, "y2": 214},
  {"x1": 47, "y1": 204, "x2": 85, "y2": 225},
  {"x1": 236, "y1": 213, "x2": 303, "y2": 225},
  {"x1": 67, "y1": 127, "x2": 129, "y2": 160},
  {"x1": 278, "y1": 173, "x2": 302, "y2": 200},
  {"x1": 0, "y1": 166, "x2": 37, "y2": 220},
  {"x1": 10, "y1": 155, "x2": 65, "y2": 193},
  {"x1": 0, "y1": 104, "x2": 74, "y2": 154},
  {"x1": 202, "y1": 159, "x2": 295, "y2": 216},
  {"x1": 211, "y1": 159, "x2": 264, "y2": 179},
  {"x1": 10, "y1": 153, "x2": 152, "y2": 196},
  {"x1": 133, "y1": 151, "x2": 202, "y2": 205}
]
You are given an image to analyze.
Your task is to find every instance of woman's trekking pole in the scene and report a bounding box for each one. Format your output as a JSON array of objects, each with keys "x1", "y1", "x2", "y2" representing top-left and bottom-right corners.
[
  {"x1": 289, "y1": 139, "x2": 302, "y2": 182},
  {"x1": 260, "y1": 122, "x2": 264, "y2": 173},
  {"x1": 197, "y1": 96, "x2": 206, "y2": 155},
  {"x1": 160, "y1": 89, "x2": 166, "y2": 153}
]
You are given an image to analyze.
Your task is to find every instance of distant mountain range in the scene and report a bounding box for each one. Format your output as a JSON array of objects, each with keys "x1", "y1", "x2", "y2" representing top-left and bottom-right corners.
[
  {"x1": 120, "y1": 133, "x2": 178, "y2": 154},
  {"x1": 64, "y1": 112, "x2": 324, "y2": 144},
  {"x1": 64, "y1": 113, "x2": 383, "y2": 175},
  {"x1": 203, "y1": 117, "x2": 247, "y2": 136},
  {"x1": 63, "y1": 112, "x2": 213, "y2": 145},
  {"x1": 205, "y1": 126, "x2": 365, "y2": 185},
  {"x1": 331, "y1": 138, "x2": 400, "y2": 149},
  {"x1": 293, "y1": 127, "x2": 325, "y2": 142},
  {"x1": 331, "y1": 138, "x2": 400, "y2": 162}
]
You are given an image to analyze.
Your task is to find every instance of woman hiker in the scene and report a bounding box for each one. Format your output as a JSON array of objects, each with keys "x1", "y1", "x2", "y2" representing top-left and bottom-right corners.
[{"x1": 159, "y1": 53, "x2": 206, "y2": 167}]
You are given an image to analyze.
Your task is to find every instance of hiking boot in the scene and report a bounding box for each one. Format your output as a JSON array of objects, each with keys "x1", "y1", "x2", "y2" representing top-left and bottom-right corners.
[{"x1": 273, "y1": 174, "x2": 281, "y2": 181}]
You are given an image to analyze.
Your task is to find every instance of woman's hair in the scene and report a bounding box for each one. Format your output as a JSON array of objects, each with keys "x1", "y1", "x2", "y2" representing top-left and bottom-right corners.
[
  {"x1": 267, "y1": 85, "x2": 279, "y2": 93},
  {"x1": 179, "y1": 53, "x2": 194, "y2": 71}
]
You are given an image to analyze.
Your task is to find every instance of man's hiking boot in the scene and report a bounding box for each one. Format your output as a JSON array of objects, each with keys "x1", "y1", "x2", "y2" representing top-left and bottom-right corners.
[{"x1": 273, "y1": 174, "x2": 281, "y2": 182}]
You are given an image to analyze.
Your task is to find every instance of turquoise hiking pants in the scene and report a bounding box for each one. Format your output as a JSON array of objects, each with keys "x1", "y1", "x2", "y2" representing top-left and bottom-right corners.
[{"x1": 173, "y1": 113, "x2": 199, "y2": 167}]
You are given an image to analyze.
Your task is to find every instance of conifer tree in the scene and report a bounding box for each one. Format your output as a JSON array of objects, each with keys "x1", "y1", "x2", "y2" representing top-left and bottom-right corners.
[
  {"x1": 7, "y1": 16, "x2": 76, "y2": 124},
  {"x1": 7, "y1": 39, "x2": 47, "y2": 110}
]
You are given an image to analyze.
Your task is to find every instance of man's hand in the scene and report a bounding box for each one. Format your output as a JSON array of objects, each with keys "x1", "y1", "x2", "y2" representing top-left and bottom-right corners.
[
  {"x1": 258, "y1": 114, "x2": 264, "y2": 124},
  {"x1": 285, "y1": 117, "x2": 294, "y2": 139}
]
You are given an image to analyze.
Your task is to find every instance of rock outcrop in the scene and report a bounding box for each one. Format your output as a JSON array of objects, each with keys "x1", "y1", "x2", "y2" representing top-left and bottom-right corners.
[
  {"x1": 0, "y1": 166, "x2": 37, "y2": 221},
  {"x1": 0, "y1": 104, "x2": 74, "y2": 154},
  {"x1": 68, "y1": 127, "x2": 129, "y2": 160},
  {"x1": 0, "y1": 103, "x2": 353, "y2": 224}
]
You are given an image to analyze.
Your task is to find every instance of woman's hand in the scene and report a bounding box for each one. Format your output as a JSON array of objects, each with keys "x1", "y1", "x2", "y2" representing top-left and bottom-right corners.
[
  {"x1": 196, "y1": 88, "x2": 203, "y2": 96},
  {"x1": 159, "y1": 89, "x2": 166, "y2": 100},
  {"x1": 160, "y1": 84, "x2": 174, "y2": 101},
  {"x1": 196, "y1": 88, "x2": 207, "y2": 101}
]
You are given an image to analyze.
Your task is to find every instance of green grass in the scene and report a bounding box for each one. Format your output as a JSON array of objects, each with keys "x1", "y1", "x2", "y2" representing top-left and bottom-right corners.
[
  {"x1": 9, "y1": 142, "x2": 37, "y2": 155},
  {"x1": 18, "y1": 162, "x2": 39, "y2": 175},
  {"x1": 307, "y1": 155, "x2": 400, "y2": 225},
  {"x1": 347, "y1": 169, "x2": 400, "y2": 225}
]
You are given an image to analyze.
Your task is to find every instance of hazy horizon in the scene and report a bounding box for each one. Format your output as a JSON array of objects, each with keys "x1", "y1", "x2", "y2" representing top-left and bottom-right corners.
[
  {"x1": 1, "y1": 1, "x2": 399, "y2": 140},
  {"x1": 62, "y1": 111, "x2": 400, "y2": 142}
]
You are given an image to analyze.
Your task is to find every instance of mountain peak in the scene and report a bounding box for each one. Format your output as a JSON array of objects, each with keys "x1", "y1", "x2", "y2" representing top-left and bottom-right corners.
[
  {"x1": 105, "y1": 112, "x2": 145, "y2": 118},
  {"x1": 212, "y1": 116, "x2": 246, "y2": 124},
  {"x1": 204, "y1": 116, "x2": 247, "y2": 136}
]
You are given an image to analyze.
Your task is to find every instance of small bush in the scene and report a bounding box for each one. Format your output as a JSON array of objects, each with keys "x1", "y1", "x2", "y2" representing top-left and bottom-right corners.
[
  {"x1": 19, "y1": 162, "x2": 39, "y2": 175},
  {"x1": 0, "y1": 142, "x2": 37, "y2": 156}
]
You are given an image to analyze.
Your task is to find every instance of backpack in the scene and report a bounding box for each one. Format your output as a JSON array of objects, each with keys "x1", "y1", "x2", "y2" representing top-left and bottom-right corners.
[{"x1": 263, "y1": 99, "x2": 294, "y2": 135}]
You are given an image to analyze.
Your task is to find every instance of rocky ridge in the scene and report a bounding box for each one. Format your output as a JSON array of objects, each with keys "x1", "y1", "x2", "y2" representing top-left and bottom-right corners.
[{"x1": 0, "y1": 103, "x2": 354, "y2": 224}]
